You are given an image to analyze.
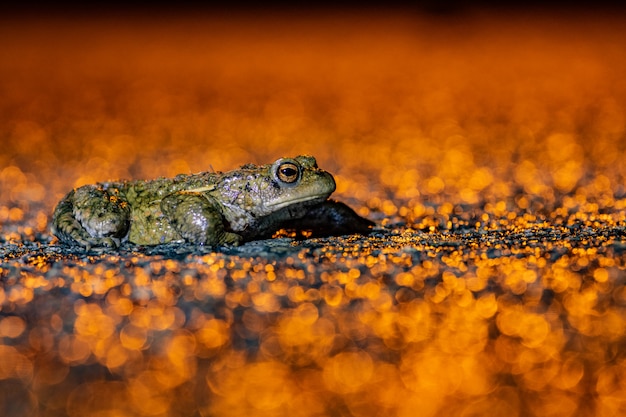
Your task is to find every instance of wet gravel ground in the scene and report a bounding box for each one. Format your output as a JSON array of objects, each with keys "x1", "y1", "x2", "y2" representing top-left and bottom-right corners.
[{"x1": 2, "y1": 8, "x2": 626, "y2": 417}]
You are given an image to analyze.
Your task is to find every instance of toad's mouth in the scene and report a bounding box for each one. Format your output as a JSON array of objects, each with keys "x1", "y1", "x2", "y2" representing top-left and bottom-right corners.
[{"x1": 265, "y1": 194, "x2": 328, "y2": 210}]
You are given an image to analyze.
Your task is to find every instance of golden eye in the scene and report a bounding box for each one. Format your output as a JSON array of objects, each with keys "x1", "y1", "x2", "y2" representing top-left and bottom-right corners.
[{"x1": 276, "y1": 162, "x2": 300, "y2": 184}]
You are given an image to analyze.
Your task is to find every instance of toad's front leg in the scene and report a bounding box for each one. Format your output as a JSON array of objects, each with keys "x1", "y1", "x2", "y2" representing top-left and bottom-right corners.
[
  {"x1": 52, "y1": 186, "x2": 131, "y2": 249},
  {"x1": 160, "y1": 192, "x2": 242, "y2": 246}
]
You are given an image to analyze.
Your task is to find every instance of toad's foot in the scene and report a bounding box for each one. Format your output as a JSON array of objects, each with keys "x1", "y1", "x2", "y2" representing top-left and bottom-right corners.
[{"x1": 52, "y1": 187, "x2": 130, "y2": 249}]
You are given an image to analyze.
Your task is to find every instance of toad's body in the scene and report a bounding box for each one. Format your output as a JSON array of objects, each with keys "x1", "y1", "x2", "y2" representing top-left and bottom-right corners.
[{"x1": 52, "y1": 155, "x2": 373, "y2": 249}]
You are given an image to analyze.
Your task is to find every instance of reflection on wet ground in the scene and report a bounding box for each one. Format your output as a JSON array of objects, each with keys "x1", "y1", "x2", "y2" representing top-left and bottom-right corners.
[{"x1": 1, "y1": 9, "x2": 626, "y2": 417}]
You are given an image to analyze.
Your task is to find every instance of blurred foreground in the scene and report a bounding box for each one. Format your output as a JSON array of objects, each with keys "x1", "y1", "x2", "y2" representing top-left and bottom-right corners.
[{"x1": 1, "y1": 8, "x2": 626, "y2": 417}]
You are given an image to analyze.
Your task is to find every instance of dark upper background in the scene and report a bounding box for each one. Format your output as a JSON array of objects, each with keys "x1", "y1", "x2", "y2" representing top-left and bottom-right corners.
[{"x1": 2, "y1": 0, "x2": 625, "y2": 15}]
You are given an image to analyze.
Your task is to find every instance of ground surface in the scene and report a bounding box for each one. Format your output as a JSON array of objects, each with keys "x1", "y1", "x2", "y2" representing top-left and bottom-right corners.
[{"x1": 2, "y1": 8, "x2": 626, "y2": 417}]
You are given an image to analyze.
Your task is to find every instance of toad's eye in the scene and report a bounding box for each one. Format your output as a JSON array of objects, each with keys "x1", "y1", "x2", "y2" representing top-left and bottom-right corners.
[{"x1": 276, "y1": 162, "x2": 300, "y2": 184}]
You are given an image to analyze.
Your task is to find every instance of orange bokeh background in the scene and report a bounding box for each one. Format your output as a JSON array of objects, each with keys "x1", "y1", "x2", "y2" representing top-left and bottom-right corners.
[{"x1": 1, "y1": 8, "x2": 626, "y2": 417}]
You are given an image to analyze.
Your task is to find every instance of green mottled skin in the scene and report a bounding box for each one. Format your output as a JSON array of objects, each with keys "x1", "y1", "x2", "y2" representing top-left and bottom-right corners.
[{"x1": 52, "y1": 155, "x2": 373, "y2": 249}]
